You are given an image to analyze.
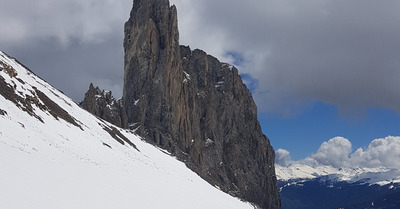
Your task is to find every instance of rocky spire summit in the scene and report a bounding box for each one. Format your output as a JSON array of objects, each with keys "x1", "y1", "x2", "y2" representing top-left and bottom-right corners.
[{"x1": 121, "y1": 0, "x2": 281, "y2": 208}]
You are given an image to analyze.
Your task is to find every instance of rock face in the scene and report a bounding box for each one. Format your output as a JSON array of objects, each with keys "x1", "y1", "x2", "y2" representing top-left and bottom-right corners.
[
  {"x1": 80, "y1": 83, "x2": 127, "y2": 128},
  {"x1": 123, "y1": 0, "x2": 281, "y2": 208}
]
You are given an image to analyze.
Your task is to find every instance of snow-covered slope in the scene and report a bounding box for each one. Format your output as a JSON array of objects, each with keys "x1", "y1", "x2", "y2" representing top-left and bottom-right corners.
[{"x1": 0, "y1": 51, "x2": 253, "y2": 209}]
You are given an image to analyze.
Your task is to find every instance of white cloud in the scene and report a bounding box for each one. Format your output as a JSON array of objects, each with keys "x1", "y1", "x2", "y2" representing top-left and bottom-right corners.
[
  {"x1": 281, "y1": 136, "x2": 400, "y2": 169},
  {"x1": 306, "y1": 137, "x2": 352, "y2": 168},
  {"x1": 275, "y1": 149, "x2": 291, "y2": 166},
  {"x1": 350, "y1": 136, "x2": 400, "y2": 169}
]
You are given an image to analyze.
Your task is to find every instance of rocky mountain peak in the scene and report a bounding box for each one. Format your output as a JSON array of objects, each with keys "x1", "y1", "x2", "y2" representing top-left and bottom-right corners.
[
  {"x1": 123, "y1": 0, "x2": 182, "y2": 130},
  {"x1": 80, "y1": 83, "x2": 127, "y2": 128},
  {"x1": 121, "y1": 0, "x2": 281, "y2": 208}
]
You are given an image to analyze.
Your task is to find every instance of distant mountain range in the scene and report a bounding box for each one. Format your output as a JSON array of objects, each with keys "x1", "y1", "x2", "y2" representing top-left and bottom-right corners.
[{"x1": 276, "y1": 163, "x2": 400, "y2": 209}]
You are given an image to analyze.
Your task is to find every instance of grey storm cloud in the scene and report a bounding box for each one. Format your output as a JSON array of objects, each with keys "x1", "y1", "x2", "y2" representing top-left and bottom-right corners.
[
  {"x1": 1, "y1": 0, "x2": 400, "y2": 116},
  {"x1": 0, "y1": 0, "x2": 132, "y2": 101},
  {"x1": 0, "y1": 0, "x2": 131, "y2": 45},
  {"x1": 174, "y1": 0, "x2": 400, "y2": 116}
]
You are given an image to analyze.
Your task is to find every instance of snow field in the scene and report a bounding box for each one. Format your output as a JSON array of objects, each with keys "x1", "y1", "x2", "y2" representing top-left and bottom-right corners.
[{"x1": 0, "y1": 51, "x2": 253, "y2": 209}]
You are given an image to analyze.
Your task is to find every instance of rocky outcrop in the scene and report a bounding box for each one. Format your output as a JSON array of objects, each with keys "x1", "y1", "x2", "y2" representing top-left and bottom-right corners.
[
  {"x1": 123, "y1": 0, "x2": 281, "y2": 208},
  {"x1": 80, "y1": 83, "x2": 127, "y2": 128}
]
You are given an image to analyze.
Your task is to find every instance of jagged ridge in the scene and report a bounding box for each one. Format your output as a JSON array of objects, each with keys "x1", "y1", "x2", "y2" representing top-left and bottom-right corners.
[{"x1": 80, "y1": 83, "x2": 127, "y2": 128}]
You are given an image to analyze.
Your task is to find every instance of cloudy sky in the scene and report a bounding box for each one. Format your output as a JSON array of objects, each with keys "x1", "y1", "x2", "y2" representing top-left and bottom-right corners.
[
  {"x1": 1, "y1": 0, "x2": 400, "y2": 162},
  {"x1": 276, "y1": 136, "x2": 400, "y2": 169}
]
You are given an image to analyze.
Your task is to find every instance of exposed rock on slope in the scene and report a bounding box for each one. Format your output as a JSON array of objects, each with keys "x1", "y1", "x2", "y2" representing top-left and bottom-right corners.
[
  {"x1": 80, "y1": 83, "x2": 127, "y2": 128},
  {"x1": 122, "y1": 0, "x2": 281, "y2": 208}
]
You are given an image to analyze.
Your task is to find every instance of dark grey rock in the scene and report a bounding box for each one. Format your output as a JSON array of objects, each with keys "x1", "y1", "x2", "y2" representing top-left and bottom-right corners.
[
  {"x1": 122, "y1": 0, "x2": 281, "y2": 208},
  {"x1": 80, "y1": 83, "x2": 127, "y2": 128}
]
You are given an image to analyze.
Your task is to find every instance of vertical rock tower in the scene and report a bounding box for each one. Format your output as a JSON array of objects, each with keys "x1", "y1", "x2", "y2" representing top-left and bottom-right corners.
[{"x1": 123, "y1": 0, "x2": 281, "y2": 208}]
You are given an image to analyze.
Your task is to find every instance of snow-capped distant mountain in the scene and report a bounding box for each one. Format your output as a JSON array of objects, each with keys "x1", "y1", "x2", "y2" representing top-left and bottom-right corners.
[
  {"x1": 276, "y1": 163, "x2": 400, "y2": 186},
  {"x1": 0, "y1": 51, "x2": 253, "y2": 209},
  {"x1": 276, "y1": 163, "x2": 400, "y2": 209}
]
